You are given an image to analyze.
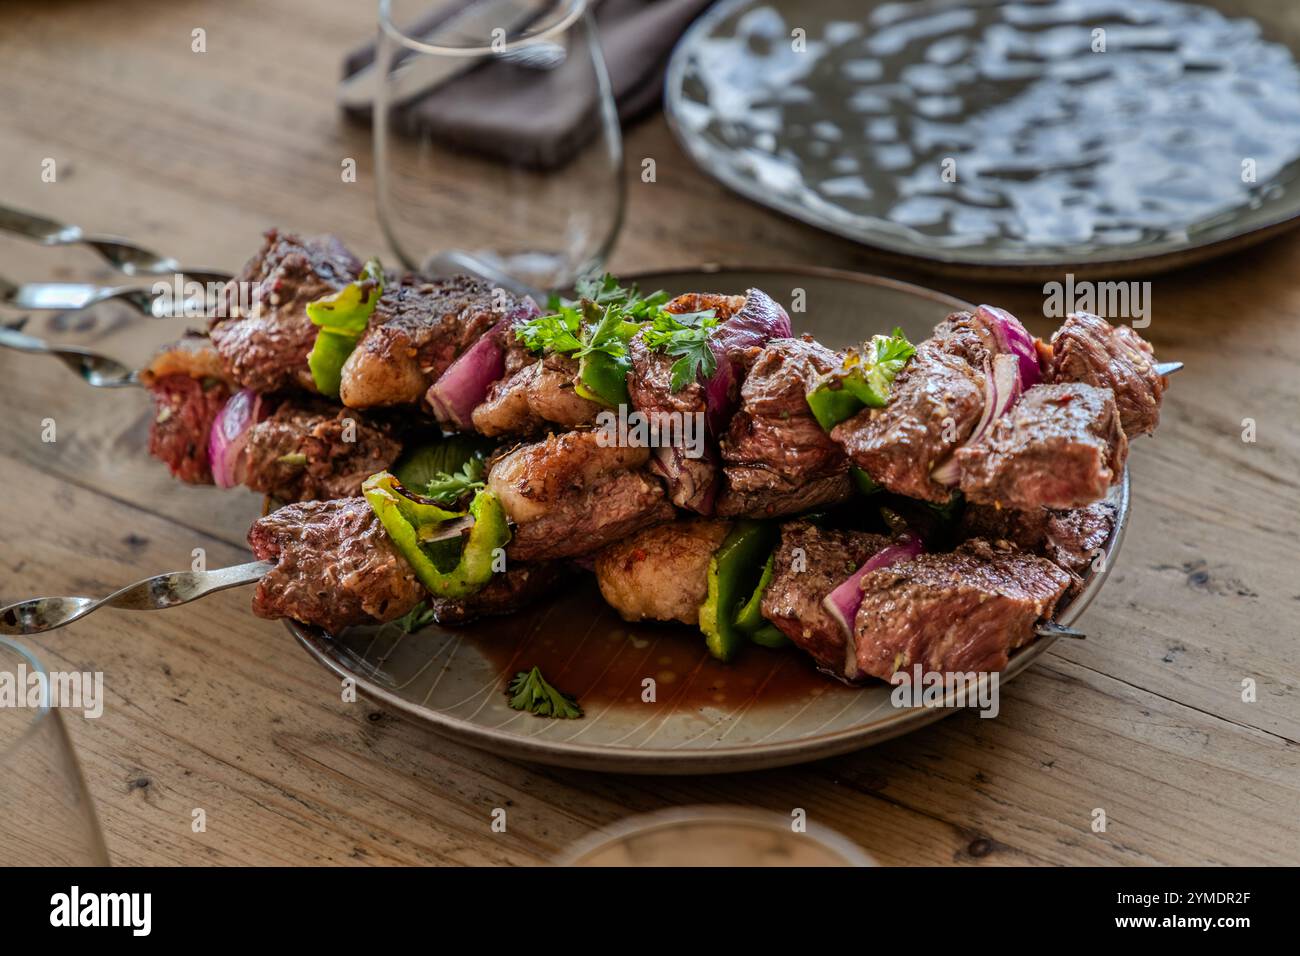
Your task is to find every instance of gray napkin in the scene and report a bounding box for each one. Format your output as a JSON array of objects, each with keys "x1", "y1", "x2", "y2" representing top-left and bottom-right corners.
[{"x1": 343, "y1": 0, "x2": 713, "y2": 169}]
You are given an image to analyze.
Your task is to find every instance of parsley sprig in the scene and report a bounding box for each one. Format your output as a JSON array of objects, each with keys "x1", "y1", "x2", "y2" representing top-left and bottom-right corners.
[
  {"x1": 515, "y1": 275, "x2": 721, "y2": 394},
  {"x1": 507, "y1": 666, "x2": 583, "y2": 719},
  {"x1": 393, "y1": 600, "x2": 436, "y2": 634},
  {"x1": 421, "y1": 457, "x2": 486, "y2": 506},
  {"x1": 640, "y1": 308, "x2": 719, "y2": 391}
]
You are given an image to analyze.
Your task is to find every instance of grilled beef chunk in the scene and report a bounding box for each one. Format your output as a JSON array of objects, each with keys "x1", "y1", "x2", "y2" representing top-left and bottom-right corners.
[
  {"x1": 718, "y1": 338, "x2": 852, "y2": 517},
  {"x1": 760, "y1": 522, "x2": 890, "y2": 676},
  {"x1": 145, "y1": 373, "x2": 231, "y2": 484},
  {"x1": 1050, "y1": 312, "x2": 1164, "y2": 437},
  {"x1": 427, "y1": 562, "x2": 565, "y2": 625},
  {"x1": 248, "y1": 497, "x2": 424, "y2": 632},
  {"x1": 140, "y1": 336, "x2": 230, "y2": 386},
  {"x1": 627, "y1": 334, "x2": 719, "y2": 513},
  {"x1": 210, "y1": 230, "x2": 361, "y2": 394},
  {"x1": 488, "y1": 430, "x2": 675, "y2": 561},
  {"x1": 241, "y1": 401, "x2": 402, "y2": 502},
  {"x1": 930, "y1": 309, "x2": 1002, "y2": 369},
  {"x1": 960, "y1": 501, "x2": 1116, "y2": 579},
  {"x1": 957, "y1": 383, "x2": 1126, "y2": 509},
  {"x1": 595, "y1": 519, "x2": 732, "y2": 625},
  {"x1": 853, "y1": 539, "x2": 1071, "y2": 679},
  {"x1": 341, "y1": 274, "x2": 507, "y2": 409},
  {"x1": 832, "y1": 342, "x2": 984, "y2": 503},
  {"x1": 471, "y1": 351, "x2": 602, "y2": 436}
]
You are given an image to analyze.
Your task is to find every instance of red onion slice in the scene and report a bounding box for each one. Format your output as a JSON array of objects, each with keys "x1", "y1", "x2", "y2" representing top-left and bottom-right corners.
[
  {"x1": 822, "y1": 532, "x2": 926, "y2": 638},
  {"x1": 208, "y1": 388, "x2": 266, "y2": 489},
  {"x1": 931, "y1": 352, "x2": 1022, "y2": 487},
  {"x1": 979, "y1": 304, "x2": 1042, "y2": 388},
  {"x1": 710, "y1": 288, "x2": 792, "y2": 361},
  {"x1": 702, "y1": 342, "x2": 737, "y2": 438},
  {"x1": 649, "y1": 444, "x2": 719, "y2": 516},
  {"x1": 427, "y1": 298, "x2": 539, "y2": 431},
  {"x1": 699, "y1": 288, "x2": 792, "y2": 436}
]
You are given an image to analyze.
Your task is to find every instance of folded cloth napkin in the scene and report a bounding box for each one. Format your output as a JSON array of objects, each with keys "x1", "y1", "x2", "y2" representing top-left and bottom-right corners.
[{"x1": 343, "y1": 0, "x2": 714, "y2": 170}]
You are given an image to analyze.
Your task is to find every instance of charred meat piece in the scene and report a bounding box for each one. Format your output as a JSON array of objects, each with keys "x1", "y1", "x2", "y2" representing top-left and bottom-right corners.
[
  {"x1": 209, "y1": 230, "x2": 362, "y2": 394},
  {"x1": 718, "y1": 338, "x2": 851, "y2": 518},
  {"x1": 140, "y1": 335, "x2": 230, "y2": 386},
  {"x1": 1050, "y1": 312, "x2": 1164, "y2": 437},
  {"x1": 626, "y1": 334, "x2": 719, "y2": 513},
  {"x1": 141, "y1": 337, "x2": 235, "y2": 484},
  {"x1": 595, "y1": 519, "x2": 732, "y2": 625},
  {"x1": 145, "y1": 373, "x2": 231, "y2": 484},
  {"x1": 488, "y1": 430, "x2": 675, "y2": 561},
  {"x1": 831, "y1": 342, "x2": 984, "y2": 503},
  {"x1": 1042, "y1": 501, "x2": 1116, "y2": 574},
  {"x1": 930, "y1": 308, "x2": 1003, "y2": 370},
  {"x1": 241, "y1": 400, "x2": 403, "y2": 502},
  {"x1": 248, "y1": 497, "x2": 424, "y2": 632},
  {"x1": 761, "y1": 521, "x2": 890, "y2": 676},
  {"x1": 853, "y1": 539, "x2": 1071, "y2": 679},
  {"x1": 960, "y1": 501, "x2": 1117, "y2": 579},
  {"x1": 340, "y1": 274, "x2": 507, "y2": 409},
  {"x1": 956, "y1": 383, "x2": 1127, "y2": 510},
  {"x1": 427, "y1": 562, "x2": 565, "y2": 625},
  {"x1": 471, "y1": 352, "x2": 602, "y2": 436}
]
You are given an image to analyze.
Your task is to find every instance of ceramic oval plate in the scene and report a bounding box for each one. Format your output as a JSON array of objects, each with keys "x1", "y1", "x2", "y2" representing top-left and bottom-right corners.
[
  {"x1": 665, "y1": 0, "x2": 1300, "y2": 279},
  {"x1": 290, "y1": 267, "x2": 1130, "y2": 774}
]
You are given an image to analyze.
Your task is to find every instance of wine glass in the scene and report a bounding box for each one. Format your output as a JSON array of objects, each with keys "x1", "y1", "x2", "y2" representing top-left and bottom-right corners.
[
  {"x1": 0, "y1": 638, "x2": 110, "y2": 866},
  {"x1": 373, "y1": 0, "x2": 624, "y2": 295}
]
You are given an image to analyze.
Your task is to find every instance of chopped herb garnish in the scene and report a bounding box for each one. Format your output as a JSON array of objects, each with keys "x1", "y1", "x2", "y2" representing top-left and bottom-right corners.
[
  {"x1": 507, "y1": 666, "x2": 583, "y2": 719},
  {"x1": 516, "y1": 275, "x2": 715, "y2": 396},
  {"x1": 421, "y1": 457, "x2": 486, "y2": 506},
  {"x1": 393, "y1": 600, "x2": 436, "y2": 634},
  {"x1": 641, "y1": 307, "x2": 719, "y2": 391}
]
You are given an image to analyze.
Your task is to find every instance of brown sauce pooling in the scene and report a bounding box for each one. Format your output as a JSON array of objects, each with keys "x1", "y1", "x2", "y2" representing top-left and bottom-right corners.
[{"x1": 465, "y1": 578, "x2": 840, "y2": 711}]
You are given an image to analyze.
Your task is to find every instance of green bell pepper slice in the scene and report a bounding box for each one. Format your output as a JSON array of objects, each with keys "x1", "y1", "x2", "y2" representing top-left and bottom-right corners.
[
  {"x1": 805, "y1": 327, "x2": 916, "y2": 431},
  {"x1": 574, "y1": 350, "x2": 631, "y2": 408},
  {"x1": 851, "y1": 466, "x2": 882, "y2": 496},
  {"x1": 733, "y1": 551, "x2": 775, "y2": 633},
  {"x1": 698, "y1": 521, "x2": 778, "y2": 662},
  {"x1": 749, "y1": 623, "x2": 790, "y2": 648},
  {"x1": 362, "y1": 472, "x2": 511, "y2": 599},
  {"x1": 307, "y1": 257, "x2": 384, "y2": 397}
]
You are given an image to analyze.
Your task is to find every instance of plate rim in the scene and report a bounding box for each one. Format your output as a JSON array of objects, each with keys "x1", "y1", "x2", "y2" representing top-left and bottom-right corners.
[
  {"x1": 662, "y1": 0, "x2": 1300, "y2": 280},
  {"x1": 289, "y1": 266, "x2": 1131, "y2": 774}
]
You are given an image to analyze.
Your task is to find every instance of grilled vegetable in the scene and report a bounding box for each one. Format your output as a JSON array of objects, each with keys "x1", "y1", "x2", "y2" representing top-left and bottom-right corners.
[
  {"x1": 698, "y1": 520, "x2": 779, "y2": 662},
  {"x1": 732, "y1": 552, "x2": 791, "y2": 648},
  {"x1": 805, "y1": 328, "x2": 916, "y2": 430},
  {"x1": 306, "y1": 257, "x2": 383, "y2": 397},
  {"x1": 362, "y1": 472, "x2": 510, "y2": 599},
  {"x1": 392, "y1": 437, "x2": 493, "y2": 495}
]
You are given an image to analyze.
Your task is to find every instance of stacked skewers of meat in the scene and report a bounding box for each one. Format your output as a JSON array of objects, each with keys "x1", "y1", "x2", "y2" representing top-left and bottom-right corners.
[{"x1": 137, "y1": 230, "x2": 1169, "y2": 685}]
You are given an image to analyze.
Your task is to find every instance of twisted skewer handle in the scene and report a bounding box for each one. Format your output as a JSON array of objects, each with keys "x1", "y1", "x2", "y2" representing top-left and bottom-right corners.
[{"x1": 0, "y1": 560, "x2": 274, "y2": 635}]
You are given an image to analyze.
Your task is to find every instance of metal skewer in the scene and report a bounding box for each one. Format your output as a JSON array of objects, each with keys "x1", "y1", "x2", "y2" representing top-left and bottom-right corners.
[
  {"x1": 0, "y1": 203, "x2": 231, "y2": 282},
  {"x1": 0, "y1": 275, "x2": 229, "y2": 317},
  {"x1": 1035, "y1": 621, "x2": 1085, "y2": 640},
  {"x1": 1155, "y1": 361, "x2": 1182, "y2": 377},
  {"x1": 0, "y1": 560, "x2": 274, "y2": 635},
  {"x1": 0, "y1": 517, "x2": 475, "y2": 635},
  {"x1": 0, "y1": 323, "x2": 140, "y2": 388}
]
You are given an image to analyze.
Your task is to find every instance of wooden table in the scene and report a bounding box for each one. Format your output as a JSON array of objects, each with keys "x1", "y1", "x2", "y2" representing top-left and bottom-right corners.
[{"x1": 1, "y1": 0, "x2": 1296, "y2": 867}]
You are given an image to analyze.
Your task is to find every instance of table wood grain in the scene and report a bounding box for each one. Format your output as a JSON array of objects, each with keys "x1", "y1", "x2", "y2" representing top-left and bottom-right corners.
[{"x1": 1, "y1": 0, "x2": 1296, "y2": 866}]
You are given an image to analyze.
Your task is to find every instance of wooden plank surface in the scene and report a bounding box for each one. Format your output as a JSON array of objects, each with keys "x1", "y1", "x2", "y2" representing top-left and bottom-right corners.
[{"x1": 0, "y1": 0, "x2": 1296, "y2": 866}]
